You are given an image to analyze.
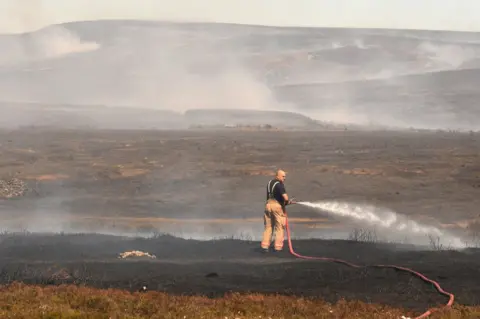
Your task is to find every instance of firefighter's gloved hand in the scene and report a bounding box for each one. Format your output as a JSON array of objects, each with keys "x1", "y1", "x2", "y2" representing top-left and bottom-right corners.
[{"x1": 287, "y1": 198, "x2": 297, "y2": 205}]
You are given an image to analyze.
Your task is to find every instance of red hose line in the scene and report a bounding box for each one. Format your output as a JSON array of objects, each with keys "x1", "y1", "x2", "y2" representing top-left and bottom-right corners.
[{"x1": 284, "y1": 217, "x2": 455, "y2": 319}]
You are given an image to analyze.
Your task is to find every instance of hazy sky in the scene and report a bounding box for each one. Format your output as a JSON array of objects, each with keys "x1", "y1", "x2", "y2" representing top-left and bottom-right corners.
[{"x1": 1, "y1": 0, "x2": 480, "y2": 33}]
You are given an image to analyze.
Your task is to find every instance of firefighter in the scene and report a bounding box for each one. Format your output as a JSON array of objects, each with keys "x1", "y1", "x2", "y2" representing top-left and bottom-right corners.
[{"x1": 261, "y1": 169, "x2": 294, "y2": 252}]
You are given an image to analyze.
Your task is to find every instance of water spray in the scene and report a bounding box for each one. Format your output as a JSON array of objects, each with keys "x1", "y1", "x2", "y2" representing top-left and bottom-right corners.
[{"x1": 296, "y1": 200, "x2": 467, "y2": 249}]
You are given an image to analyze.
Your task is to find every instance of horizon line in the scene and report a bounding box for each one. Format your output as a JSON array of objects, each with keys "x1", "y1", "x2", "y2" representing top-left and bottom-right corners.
[{"x1": 3, "y1": 17, "x2": 480, "y2": 36}]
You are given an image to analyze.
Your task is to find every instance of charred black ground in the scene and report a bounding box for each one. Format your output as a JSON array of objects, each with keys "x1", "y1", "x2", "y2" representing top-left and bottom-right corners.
[
  {"x1": 0, "y1": 128, "x2": 479, "y2": 314},
  {"x1": 0, "y1": 232, "x2": 479, "y2": 313}
]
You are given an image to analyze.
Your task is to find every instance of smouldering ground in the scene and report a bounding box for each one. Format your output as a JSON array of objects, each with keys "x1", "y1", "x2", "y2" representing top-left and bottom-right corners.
[{"x1": 1, "y1": 128, "x2": 479, "y2": 236}]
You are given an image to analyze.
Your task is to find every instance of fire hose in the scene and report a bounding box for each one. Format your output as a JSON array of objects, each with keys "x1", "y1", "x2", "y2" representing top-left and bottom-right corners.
[{"x1": 283, "y1": 211, "x2": 455, "y2": 319}]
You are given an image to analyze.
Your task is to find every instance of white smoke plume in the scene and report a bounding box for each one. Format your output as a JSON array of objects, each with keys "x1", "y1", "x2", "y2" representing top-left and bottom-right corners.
[{"x1": 0, "y1": 0, "x2": 99, "y2": 67}]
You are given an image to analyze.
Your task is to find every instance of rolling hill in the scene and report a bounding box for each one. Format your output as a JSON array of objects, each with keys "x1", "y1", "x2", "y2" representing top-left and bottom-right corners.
[{"x1": 1, "y1": 20, "x2": 480, "y2": 130}]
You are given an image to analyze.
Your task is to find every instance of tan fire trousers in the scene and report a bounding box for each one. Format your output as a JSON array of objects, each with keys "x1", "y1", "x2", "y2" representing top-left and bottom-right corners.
[{"x1": 261, "y1": 199, "x2": 286, "y2": 251}]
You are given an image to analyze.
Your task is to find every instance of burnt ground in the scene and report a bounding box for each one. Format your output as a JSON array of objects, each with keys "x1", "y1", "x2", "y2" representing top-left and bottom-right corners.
[{"x1": 0, "y1": 128, "x2": 479, "y2": 314}]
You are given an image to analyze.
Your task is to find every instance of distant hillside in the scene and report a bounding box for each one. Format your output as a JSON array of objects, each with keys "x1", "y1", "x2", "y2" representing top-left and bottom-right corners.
[
  {"x1": 1, "y1": 20, "x2": 480, "y2": 130},
  {"x1": 0, "y1": 102, "x2": 320, "y2": 130},
  {"x1": 0, "y1": 102, "x2": 186, "y2": 129},
  {"x1": 184, "y1": 109, "x2": 316, "y2": 128}
]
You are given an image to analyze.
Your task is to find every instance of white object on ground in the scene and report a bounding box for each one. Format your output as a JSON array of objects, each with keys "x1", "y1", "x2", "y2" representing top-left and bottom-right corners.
[{"x1": 118, "y1": 250, "x2": 156, "y2": 259}]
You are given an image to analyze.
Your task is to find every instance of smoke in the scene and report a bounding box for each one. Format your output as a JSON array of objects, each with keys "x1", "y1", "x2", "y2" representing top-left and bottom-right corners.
[
  {"x1": 78, "y1": 24, "x2": 297, "y2": 114},
  {"x1": 0, "y1": 16, "x2": 295, "y2": 129},
  {"x1": 279, "y1": 36, "x2": 480, "y2": 131},
  {"x1": 0, "y1": 0, "x2": 100, "y2": 67},
  {"x1": 0, "y1": 26, "x2": 100, "y2": 67},
  {"x1": 2, "y1": 6, "x2": 480, "y2": 131},
  {"x1": 119, "y1": 52, "x2": 292, "y2": 112},
  {"x1": 416, "y1": 42, "x2": 476, "y2": 69},
  {"x1": 29, "y1": 26, "x2": 99, "y2": 59}
]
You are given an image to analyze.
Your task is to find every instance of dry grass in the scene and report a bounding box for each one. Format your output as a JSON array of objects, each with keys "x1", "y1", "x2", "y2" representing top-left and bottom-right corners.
[
  {"x1": 313, "y1": 165, "x2": 426, "y2": 177},
  {"x1": 348, "y1": 228, "x2": 379, "y2": 243},
  {"x1": 23, "y1": 174, "x2": 70, "y2": 181},
  {"x1": 1, "y1": 282, "x2": 479, "y2": 319}
]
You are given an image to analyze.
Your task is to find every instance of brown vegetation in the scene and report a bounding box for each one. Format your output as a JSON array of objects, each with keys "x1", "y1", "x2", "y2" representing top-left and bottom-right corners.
[{"x1": 2, "y1": 282, "x2": 479, "y2": 319}]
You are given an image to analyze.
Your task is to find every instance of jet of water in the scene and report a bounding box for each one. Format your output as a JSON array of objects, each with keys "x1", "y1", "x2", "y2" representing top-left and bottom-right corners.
[{"x1": 297, "y1": 200, "x2": 467, "y2": 249}]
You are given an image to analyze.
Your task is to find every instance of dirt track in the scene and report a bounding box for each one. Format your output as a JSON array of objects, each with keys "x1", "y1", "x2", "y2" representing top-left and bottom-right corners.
[{"x1": 0, "y1": 128, "x2": 479, "y2": 314}]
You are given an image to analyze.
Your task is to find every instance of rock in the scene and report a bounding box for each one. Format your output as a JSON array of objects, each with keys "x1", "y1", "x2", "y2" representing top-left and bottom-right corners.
[{"x1": 0, "y1": 177, "x2": 28, "y2": 199}]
